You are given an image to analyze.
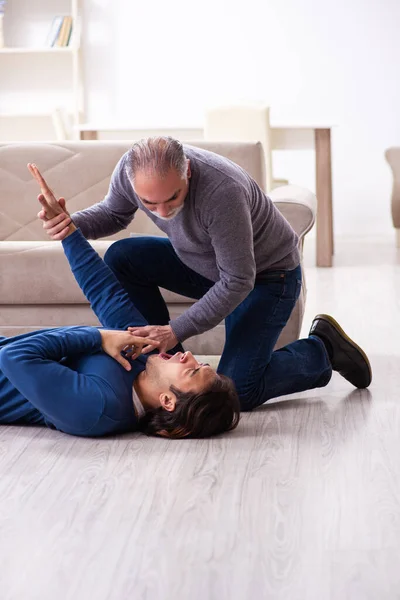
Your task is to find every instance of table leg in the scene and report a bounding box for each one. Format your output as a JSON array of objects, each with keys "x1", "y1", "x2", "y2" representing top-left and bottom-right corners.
[
  {"x1": 315, "y1": 128, "x2": 334, "y2": 267},
  {"x1": 80, "y1": 130, "x2": 98, "y2": 141}
]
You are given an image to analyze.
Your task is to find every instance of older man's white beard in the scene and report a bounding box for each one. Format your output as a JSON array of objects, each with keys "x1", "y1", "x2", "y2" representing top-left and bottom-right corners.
[{"x1": 155, "y1": 203, "x2": 185, "y2": 221}]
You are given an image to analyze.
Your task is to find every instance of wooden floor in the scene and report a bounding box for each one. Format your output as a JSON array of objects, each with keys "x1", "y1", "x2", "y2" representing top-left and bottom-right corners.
[{"x1": 1, "y1": 236, "x2": 400, "y2": 600}]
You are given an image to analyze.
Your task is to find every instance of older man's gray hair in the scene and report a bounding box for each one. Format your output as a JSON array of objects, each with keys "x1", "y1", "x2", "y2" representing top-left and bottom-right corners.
[{"x1": 125, "y1": 136, "x2": 188, "y2": 182}]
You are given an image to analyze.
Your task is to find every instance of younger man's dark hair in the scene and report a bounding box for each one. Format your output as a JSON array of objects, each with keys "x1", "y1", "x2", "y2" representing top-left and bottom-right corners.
[{"x1": 138, "y1": 374, "x2": 240, "y2": 439}]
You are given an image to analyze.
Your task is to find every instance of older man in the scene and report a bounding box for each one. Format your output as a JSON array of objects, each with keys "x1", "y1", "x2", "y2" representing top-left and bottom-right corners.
[{"x1": 39, "y1": 136, "x2": 371, "y2": 409}]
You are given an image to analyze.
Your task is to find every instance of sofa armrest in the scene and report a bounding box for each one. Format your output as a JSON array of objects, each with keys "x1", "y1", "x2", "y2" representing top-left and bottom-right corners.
[{"x1": 269, "y1": 184, "x2": 316, "y2": 239}]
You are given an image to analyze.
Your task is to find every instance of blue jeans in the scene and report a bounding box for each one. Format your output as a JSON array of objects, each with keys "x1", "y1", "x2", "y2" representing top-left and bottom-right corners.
[{"x1": 104, "y1": 237, "x2": 332, "y2": 410}]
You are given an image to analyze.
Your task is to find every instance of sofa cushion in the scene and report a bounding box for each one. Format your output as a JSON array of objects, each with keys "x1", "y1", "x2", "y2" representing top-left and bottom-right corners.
[{"x1": 0, "y1": 241, "x2": 197, "y2": 305}]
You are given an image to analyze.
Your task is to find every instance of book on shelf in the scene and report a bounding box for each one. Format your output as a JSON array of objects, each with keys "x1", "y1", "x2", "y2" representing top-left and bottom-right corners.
[
  {"x1": 66, "y1": 19, "x2": 74, "y2": 47},
  {"x1": 56, "y1": 16, "x2": 73, "y2": 47},
  {"x1": 46, "y1": 16, "x2": 63, "y2": 47},
  {"x1": 46, "y1": 16, "x2": 73, "y2": 48}
]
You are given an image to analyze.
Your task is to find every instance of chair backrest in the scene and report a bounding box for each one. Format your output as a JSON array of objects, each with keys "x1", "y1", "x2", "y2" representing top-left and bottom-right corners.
[
  {"x1": 0, "y1": 140, "x2": 266, "y2": 241},
  {"x1": 204, "y1": 104, "x2": 273, "y2": 191}
]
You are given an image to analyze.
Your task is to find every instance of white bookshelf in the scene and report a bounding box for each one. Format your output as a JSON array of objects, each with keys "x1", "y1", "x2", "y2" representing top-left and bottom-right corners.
[{"x1": 0, "y1": 0, "x2": 84, "y2": 140}]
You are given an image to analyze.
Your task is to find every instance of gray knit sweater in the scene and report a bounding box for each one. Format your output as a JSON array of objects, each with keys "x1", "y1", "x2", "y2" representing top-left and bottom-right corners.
[{"x1": 72, "y1": 145, "x2": 300, "y2": 342}]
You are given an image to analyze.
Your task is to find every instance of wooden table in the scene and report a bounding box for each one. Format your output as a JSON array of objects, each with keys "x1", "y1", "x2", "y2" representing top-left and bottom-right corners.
[{"x1": 78, "y1": 123, "x2": 334, "y2": 267}]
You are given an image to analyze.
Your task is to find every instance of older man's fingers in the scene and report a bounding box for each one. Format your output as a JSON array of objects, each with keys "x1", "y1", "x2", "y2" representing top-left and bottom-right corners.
[
  {"x1": 141, "y1": 345, "x2": 154, "y2": 355},
  {"x1": 52, "y1": 226, "x2": 71, "y2": 241},
  {"x1": 43, "y1": 214, "x2": 71, "y2": 232},
  {"x1": 127, "y1": 327, "x2": 150, "y2": 337}
]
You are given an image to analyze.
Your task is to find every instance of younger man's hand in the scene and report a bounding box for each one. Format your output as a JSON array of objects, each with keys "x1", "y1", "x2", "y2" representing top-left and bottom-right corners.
[
  {"x1": 100, "y1": 330, "x2": 160, "y2": 371},
  {"x1": 27, "y1": 162, "x2": 75, "y2": 240},
  {"x1": 37, "y1": 195, "x2": 74, "y2": 240}
]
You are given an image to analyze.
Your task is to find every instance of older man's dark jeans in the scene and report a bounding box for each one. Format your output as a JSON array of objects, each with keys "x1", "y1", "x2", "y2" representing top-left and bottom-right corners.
[{"x1": 104, "y1": 236, "x2": 332, "y2": 410}]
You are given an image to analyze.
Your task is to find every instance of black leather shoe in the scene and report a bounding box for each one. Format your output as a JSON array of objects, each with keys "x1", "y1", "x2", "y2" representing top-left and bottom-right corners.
[{"x1": 309, "y1": 314, "x2": 372, "y2": 388}]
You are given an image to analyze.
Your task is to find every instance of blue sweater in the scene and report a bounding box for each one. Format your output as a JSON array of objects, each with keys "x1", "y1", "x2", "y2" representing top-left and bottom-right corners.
[{"x1": 0, "y1": 229, "x2": 151, "y2": 437}]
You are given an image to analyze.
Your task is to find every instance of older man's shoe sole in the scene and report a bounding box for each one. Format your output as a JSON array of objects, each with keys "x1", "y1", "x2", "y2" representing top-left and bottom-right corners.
[{"x1": 309, "y1": 314, "x2": 372, "y2": 388}]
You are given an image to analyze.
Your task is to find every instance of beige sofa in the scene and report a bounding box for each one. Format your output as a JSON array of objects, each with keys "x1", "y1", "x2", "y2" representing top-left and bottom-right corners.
[{"x1": 0, "y1": 141, "x2": 316, "y2": 355}]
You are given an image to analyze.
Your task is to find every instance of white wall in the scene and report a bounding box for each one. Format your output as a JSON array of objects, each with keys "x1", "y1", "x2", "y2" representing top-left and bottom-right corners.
[{"x1": 83, "y1": 0, "x2": 400, "y2": 237}]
